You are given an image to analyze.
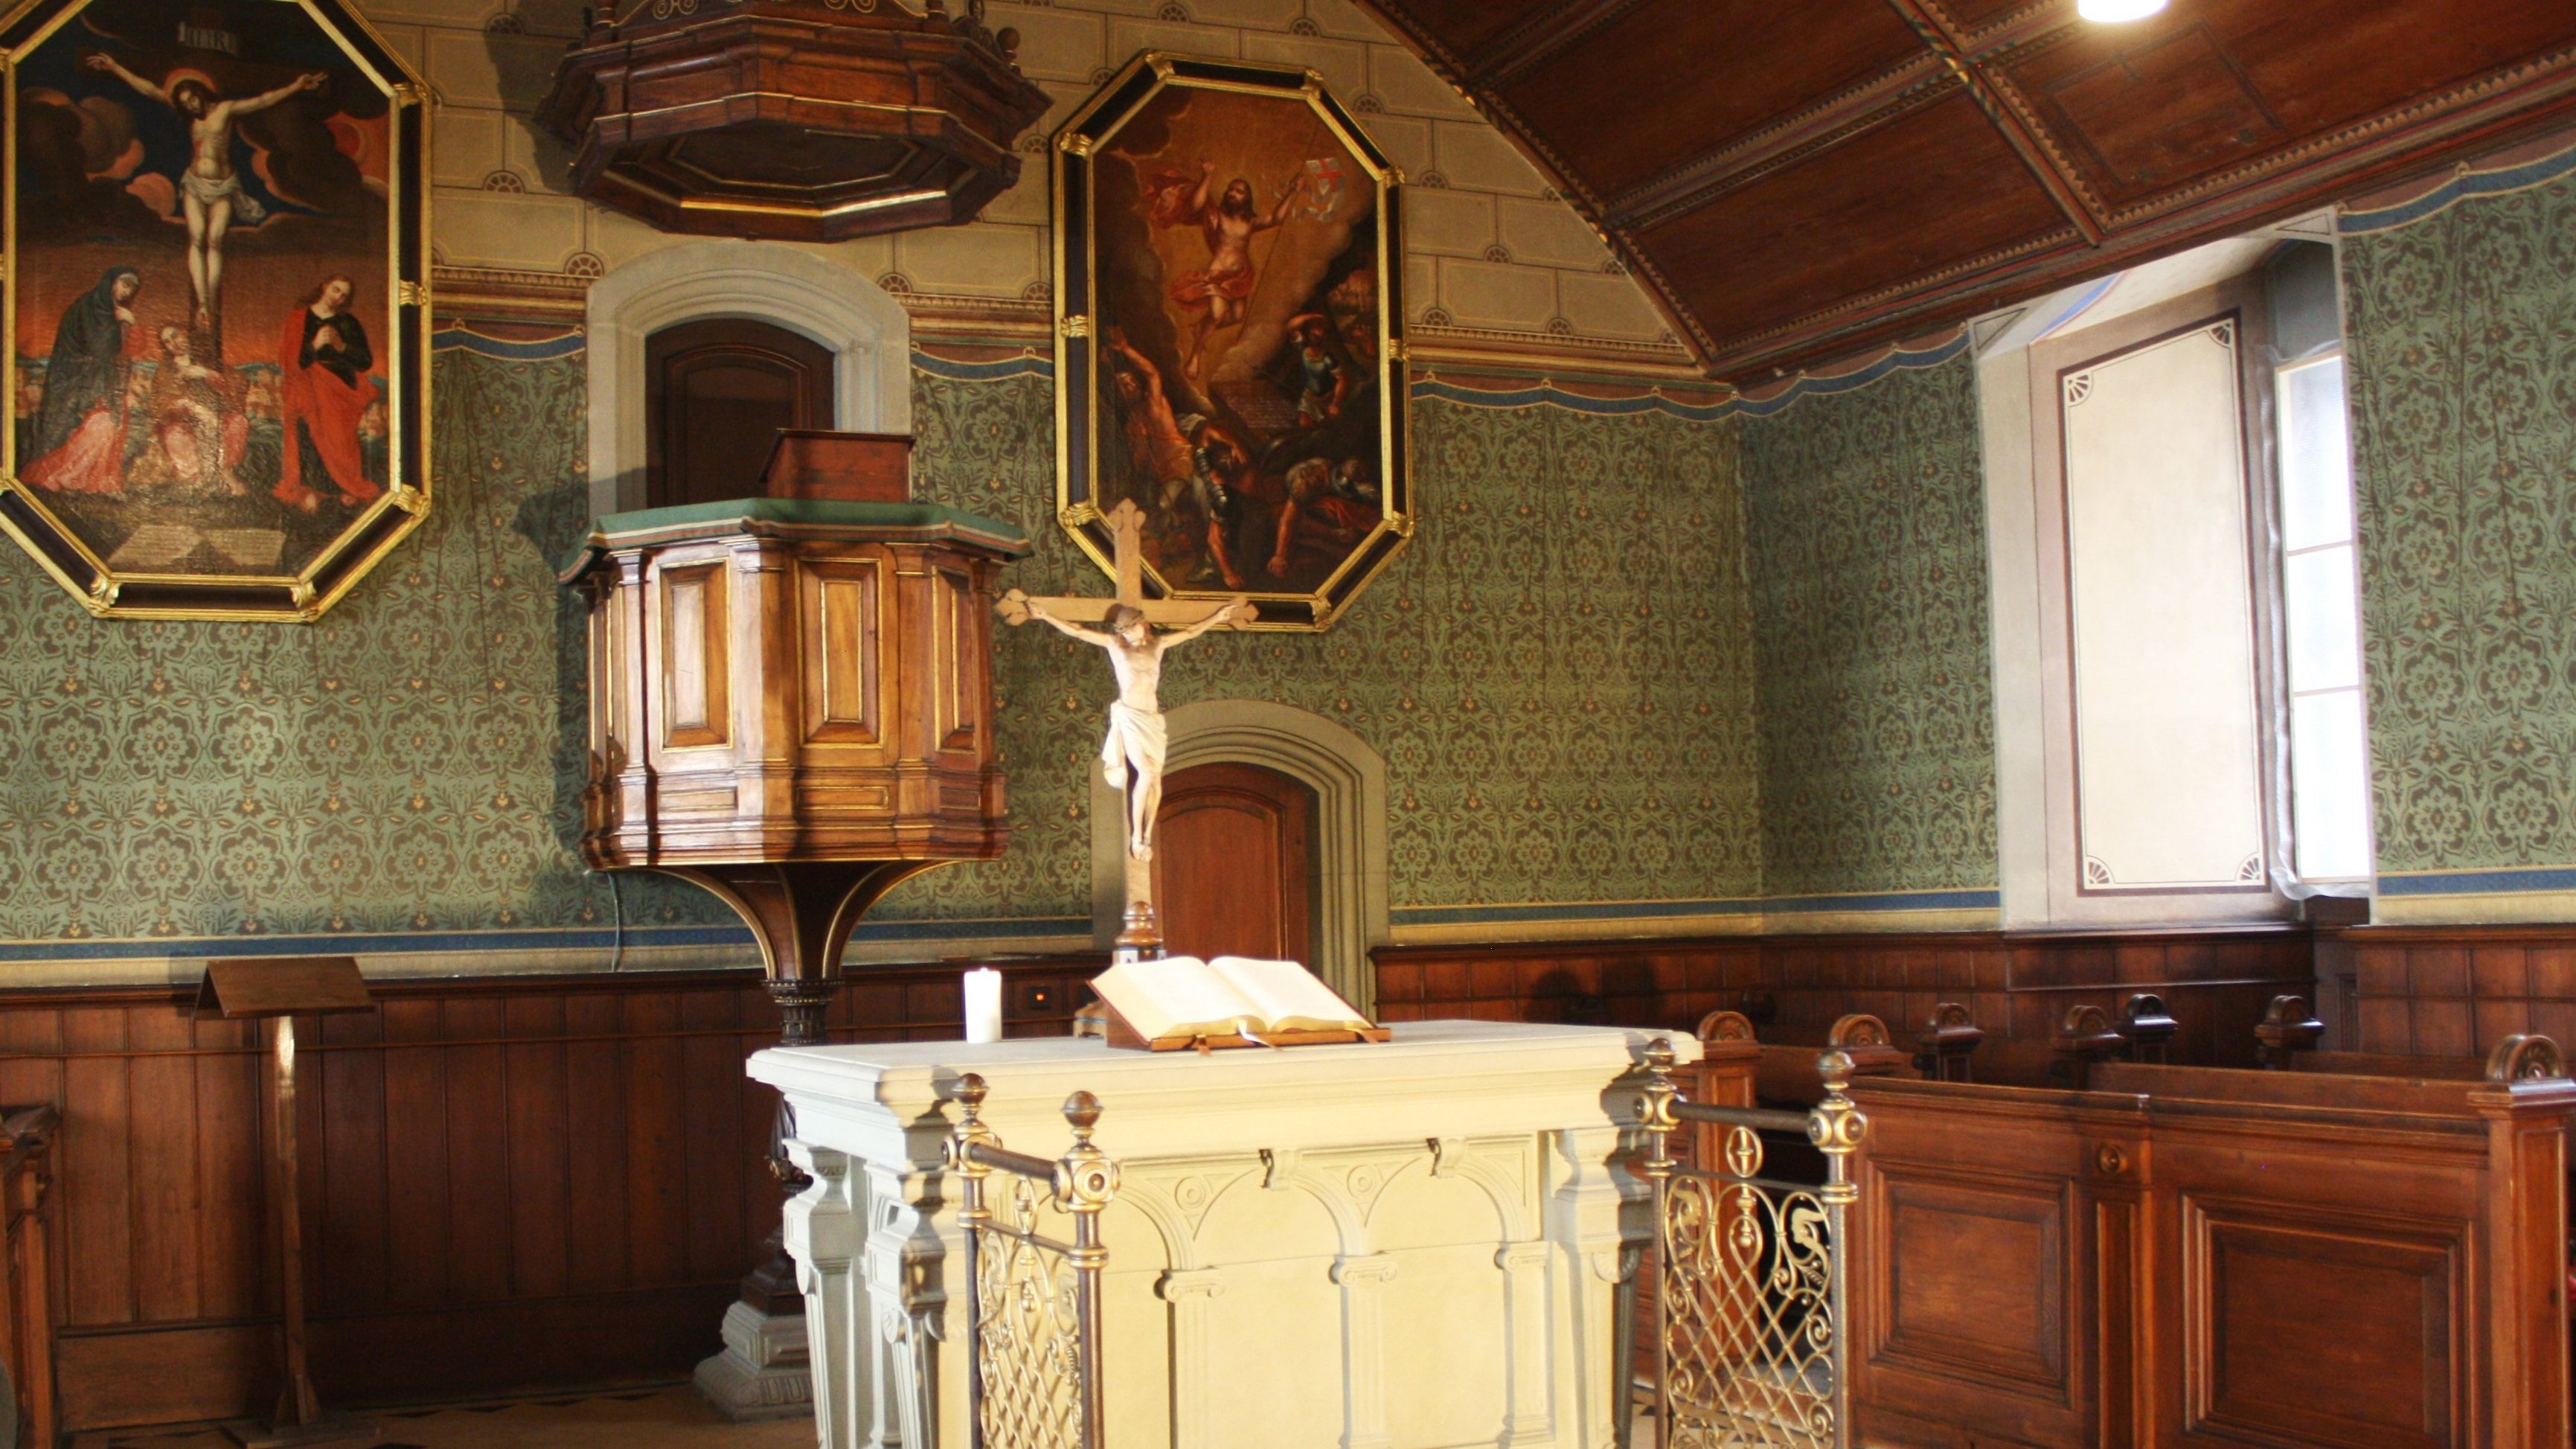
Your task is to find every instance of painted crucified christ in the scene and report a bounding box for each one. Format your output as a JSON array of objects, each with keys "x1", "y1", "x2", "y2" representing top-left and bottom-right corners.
[{"x1": 85, "y1": 55, "x2": 328, "y2": 331}]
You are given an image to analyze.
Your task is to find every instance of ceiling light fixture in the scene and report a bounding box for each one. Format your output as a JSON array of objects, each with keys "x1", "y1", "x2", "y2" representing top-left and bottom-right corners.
[{"x1": 2077, "y1": 0, "x2": 2168, "y2": 19}]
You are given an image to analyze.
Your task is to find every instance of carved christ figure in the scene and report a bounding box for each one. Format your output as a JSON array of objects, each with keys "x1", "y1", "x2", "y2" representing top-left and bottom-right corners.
[{"x1": 1020, "y1": 595, "x2": 1250, "y2": 860}]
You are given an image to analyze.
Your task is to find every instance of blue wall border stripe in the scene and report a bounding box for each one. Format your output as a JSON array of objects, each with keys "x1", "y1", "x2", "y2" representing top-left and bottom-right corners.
[
  {"x1": 1733, "y1": 331, "x2": 1973, "y2": 418},
  {"x1": 911, "y1": 351, "x2": 1055, "y2": 381},
  {"x1": 0, "y1": 915, "x2": 1092, "y2": 965},
  {"x1": 1407, "y1": 378, "x2": 1736, "y2": 420},
  {"x1": 430, "y1": 327, "x2": 587, "y2": 361},
  {"x1": 2339, "y1": 139, "x2": 2576, "y2": 234},
  {"x1": 2376, "y1": 868, "x2": 2576, "y2": 898},
  {"x1": 1390, "y1": 889, "x2": 1999, "y2": 928}
]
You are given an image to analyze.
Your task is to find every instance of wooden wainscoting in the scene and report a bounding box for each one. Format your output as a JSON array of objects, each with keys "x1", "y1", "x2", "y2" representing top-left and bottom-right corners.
[
  {"x1": 0, "y1": 956, "x2": 1098, "y2": 1431},
  {"x1": 1374, "y1": 928, "x2": 2319, "y2": 1069},
  {"x1": 2340, "y1": 924, "x2": 2576, "y2": 1056}
]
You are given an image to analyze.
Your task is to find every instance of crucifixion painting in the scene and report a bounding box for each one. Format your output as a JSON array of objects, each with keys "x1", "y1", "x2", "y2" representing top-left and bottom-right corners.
[
  {"x1": 2, "y1": 0, "x2": 432, "y2": 621},
  {"x1": 999, "y1": 499, "x2": 1255, "y2": 951}
]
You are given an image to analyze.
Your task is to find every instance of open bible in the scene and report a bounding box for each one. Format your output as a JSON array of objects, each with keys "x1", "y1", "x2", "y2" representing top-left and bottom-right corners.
[{"x1": 1090, "y1": 956, "x2": 1388, "y2": 1052}]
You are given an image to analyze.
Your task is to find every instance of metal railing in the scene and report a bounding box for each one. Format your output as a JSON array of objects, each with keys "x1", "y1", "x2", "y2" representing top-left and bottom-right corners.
[
  {"x1": 949, "y1": 1074, "x2": 1120, "y2": 1449},
  {"x1": 1633, "y1": 1040, "x2": 1865, "y2": 1449}
]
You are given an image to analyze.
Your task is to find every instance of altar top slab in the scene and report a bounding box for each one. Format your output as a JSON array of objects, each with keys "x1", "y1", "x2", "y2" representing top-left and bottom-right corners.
[{"x1": 751, "y1": 1019, "x2": 1701, "y2": 1159}]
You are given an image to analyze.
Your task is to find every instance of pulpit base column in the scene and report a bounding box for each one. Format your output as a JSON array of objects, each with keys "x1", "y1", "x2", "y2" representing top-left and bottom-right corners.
[
  {"x1": 695, "y1": 1301, "x2": 815, "y2": 1421},
  {"x1": 661, "y1": 860, "x2": 941, "y2": 1427}
]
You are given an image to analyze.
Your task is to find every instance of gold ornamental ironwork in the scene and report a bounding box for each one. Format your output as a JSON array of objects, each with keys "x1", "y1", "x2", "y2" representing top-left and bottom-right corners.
[
  {"x1": 951, "y1": 1074, "x2": 1118, "y2": 1449},
  {"x1": 1632, "y1": 1040, "x2": 1865, "y2": 1449}
]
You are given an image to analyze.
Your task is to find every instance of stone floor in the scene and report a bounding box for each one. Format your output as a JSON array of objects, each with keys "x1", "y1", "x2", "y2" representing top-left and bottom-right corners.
[{"x1": 71, "y1": 1386, "x2": 814, "y2": 1449}]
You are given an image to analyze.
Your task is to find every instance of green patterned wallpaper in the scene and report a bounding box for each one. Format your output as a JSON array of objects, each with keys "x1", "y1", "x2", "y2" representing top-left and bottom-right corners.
[
  {"x1": 881, "y1": 368, "x2": 1764, "y2": 919},
  {"x1": 1738, "y1": 354, "x2": 1999, "y2": 898},
  {"x1": 2343, "y1": 165, "x2": 2576, "y2": 877},
  {"x1": 0, "y1": 345, "x2": 1764, "y2": 953},
  {"x1": 0, "y1": 348, "x2": 721, "y2": 941}
]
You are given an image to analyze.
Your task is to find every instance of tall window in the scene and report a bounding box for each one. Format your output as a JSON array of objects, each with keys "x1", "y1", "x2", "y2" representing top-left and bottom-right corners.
[
  {"x1": 2002, "y1": 237, "x2": 2372, "y2": 927},
  {"x1": 2275, "y1": 349, "x2": 2370, "y2": 883}
]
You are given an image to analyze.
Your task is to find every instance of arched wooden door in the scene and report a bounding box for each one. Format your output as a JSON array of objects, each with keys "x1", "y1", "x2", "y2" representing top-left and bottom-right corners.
[
  {"x1": 1153, "y1": 762, "x2": 1316, "y2": 965},
  {"x1": 645, "y1": 318, "x2": 834, "y2": 507}
]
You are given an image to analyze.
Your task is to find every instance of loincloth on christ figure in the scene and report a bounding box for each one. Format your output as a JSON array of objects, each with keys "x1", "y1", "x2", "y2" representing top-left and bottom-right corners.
[
  {"x1": 182, "y1": 170, "x2": 267, "y2": 223},
  {"x1": 1099, "y1": 700, "x2": 1167, "y2": 790}
]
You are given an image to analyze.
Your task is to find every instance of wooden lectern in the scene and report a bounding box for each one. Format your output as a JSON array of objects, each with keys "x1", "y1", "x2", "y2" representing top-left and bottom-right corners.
[{"x1": 191, "y1": 957, "x2": 377, "y2": 1447}]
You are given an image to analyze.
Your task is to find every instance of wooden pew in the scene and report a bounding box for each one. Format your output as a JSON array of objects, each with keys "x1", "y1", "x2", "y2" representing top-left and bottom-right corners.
[
  {"x1": 1842, "y1": 1030, "x2": 2574, "y2": 1449},
  {"x1": 1754, "y1": 1011, "x2": 1920, "y2": 1107}
]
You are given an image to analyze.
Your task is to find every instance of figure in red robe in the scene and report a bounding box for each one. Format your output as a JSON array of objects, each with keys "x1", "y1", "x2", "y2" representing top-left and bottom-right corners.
[{"x1": 273, "y1": 275, "x2": 378, "y2": 512}]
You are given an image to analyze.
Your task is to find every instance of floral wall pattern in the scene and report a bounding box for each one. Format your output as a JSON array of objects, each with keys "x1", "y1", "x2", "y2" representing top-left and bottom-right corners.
[
  {"x1": 2342, "y1": 164, "x2": 2576, "y2": 877},
  {"x1": 1739, "y1": 354, "x2": 1999, "y2": 898},
  {"x1": 881, "y1": 368, "x2": 1765, "y2": 920},
  {"x1": 0, "y1": 346, "x2": 720, "y2": 941},
  {"x1": 0, "y1": 345, "x2": 1765, "y2": 953}
]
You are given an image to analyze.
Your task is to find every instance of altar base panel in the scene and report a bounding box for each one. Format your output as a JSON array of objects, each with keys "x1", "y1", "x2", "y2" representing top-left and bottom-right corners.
[{"x1": 750, "y1": 1020, "x2": 1693, "y2": 1449}]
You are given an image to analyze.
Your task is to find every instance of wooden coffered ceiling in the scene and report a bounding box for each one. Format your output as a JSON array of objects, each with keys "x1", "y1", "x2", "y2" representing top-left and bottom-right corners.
[{"x1": 1353, "y1": 0, "x2": 2576, "y2": 381}]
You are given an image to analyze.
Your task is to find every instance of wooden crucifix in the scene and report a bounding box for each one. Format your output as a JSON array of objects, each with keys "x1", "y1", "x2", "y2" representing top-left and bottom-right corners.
[{"x1": 999, "y1": 499, "x2": 1255, "y2": 960}]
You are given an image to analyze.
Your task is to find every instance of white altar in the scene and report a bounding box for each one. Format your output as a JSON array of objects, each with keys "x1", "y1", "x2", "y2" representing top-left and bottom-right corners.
[{"x1": 749, "y1": 1020, "x2": 1697, "y2": 1449}]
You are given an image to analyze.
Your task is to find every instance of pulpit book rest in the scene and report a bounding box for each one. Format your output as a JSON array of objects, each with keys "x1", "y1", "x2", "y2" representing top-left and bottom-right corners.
[{"x1": 949, "y1": 1074, "x2": 1120, "y2": 1449}]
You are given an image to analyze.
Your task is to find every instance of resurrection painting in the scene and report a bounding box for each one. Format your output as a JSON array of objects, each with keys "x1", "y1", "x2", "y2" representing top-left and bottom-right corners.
[
  {"x1": 1056, "y1": 54, "x2": 1409, "y2": 630},
  {"x1": 3, "y1": 0, "x2": 429, "y2": 619}
]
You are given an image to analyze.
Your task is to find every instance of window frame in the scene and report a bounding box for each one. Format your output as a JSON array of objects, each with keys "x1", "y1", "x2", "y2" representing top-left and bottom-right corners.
[
  {"x1": 2020, "y1": 274, "x2": 2301, "y2": 928},
  {"x1": 2268, "y1": 344, "x2": 2375, "y2": 892}
]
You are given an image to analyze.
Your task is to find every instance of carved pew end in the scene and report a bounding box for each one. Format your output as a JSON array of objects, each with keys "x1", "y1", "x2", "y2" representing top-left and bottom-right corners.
[
  {"x1": 2051, "y1": 1004, "x2": 2127, "y2": 1089},
  {"x1": 2255, "y1": 994, "x2": 2327, "y2": 1070},
  {"x1": 1913, "y1": 1002, "x2": 1984, "y2": 1083}
]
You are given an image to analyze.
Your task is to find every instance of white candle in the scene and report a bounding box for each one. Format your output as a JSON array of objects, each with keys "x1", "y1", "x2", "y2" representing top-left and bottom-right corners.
[{"x1": 964, "y1": 968, "x2": 1003, "y2": 1044}]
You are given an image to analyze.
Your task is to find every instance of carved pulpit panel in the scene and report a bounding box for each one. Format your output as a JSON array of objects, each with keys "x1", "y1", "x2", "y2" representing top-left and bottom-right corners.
[{"x1": 563, "y1": 499, "x2": 1031, "y2": 873}]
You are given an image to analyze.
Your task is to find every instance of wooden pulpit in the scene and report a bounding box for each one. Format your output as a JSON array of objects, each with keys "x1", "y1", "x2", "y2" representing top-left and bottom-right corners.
[
  {"x1": 192, "y1": 957, "x2": 377, "y2": 1447},
  {"x1": 560, "y1": 497, "x2": 1031, "y2": 1039},
  {"x1": 560, "y1": 494, "x2": 1031, "y2": 1415}
]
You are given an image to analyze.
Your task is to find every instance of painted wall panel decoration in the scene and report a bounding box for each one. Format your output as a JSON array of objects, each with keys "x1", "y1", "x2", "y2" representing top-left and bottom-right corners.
[
  {"x1": 2059, "y1": 318, "x2": 2266, "y2": 892},
  {"x1": 3, "y1": 0, "x2": 430, "y2": 619},
  {"x1": 1052, "y1": 53, "x2": 1409, "y2": 631}
]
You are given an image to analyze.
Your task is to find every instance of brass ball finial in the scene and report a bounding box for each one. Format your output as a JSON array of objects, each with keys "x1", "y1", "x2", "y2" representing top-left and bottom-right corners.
[{"x1": 1063, "y1": 1089, "x2": 1103, "y2": 1138}]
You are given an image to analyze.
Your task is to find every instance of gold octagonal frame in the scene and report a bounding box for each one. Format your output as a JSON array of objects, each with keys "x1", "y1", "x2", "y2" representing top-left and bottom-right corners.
[
  {"x1": 1052, "y1": 51, "x2": 1410, "y2": 632},
  {"x1": 1, "y1": 0, "x2": 431, "y2": 621}
]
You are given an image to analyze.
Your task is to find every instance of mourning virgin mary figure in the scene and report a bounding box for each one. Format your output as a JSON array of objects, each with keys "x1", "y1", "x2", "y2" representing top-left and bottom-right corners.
[
  {"x1": 272, "y1": 275, "x2": 379, "y2": 512},
  {"x1": 21, "y1": 266, "x2": 142, "y2": 494}
]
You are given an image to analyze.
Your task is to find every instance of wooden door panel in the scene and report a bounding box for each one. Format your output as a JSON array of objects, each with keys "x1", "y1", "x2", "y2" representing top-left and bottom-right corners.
[
  {"x1": 645, "y1": 319, "x2": 834, "y2": 508},
  {"x1": 1155, "y1": 763, "x2": 1315, "y2": 965}
]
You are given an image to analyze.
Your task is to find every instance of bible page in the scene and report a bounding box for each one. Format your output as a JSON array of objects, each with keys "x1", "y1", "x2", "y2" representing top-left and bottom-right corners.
[
  {"x1": 1092, "y1": 956, "x2": 1260, "y2": 1041},
  {"x1": 1207, "y1": 957, "x2": 1369, "y2": 1032}
]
